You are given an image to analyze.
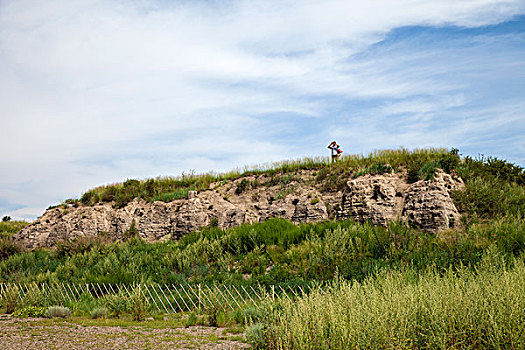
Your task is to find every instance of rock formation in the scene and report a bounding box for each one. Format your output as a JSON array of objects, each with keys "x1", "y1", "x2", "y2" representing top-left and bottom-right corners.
[{"x1": 13, "y1": 169, "x2": 464, "y2": 249}]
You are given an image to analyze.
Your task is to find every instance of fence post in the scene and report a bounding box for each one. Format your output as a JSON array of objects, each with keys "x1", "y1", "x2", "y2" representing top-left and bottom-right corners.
[{"x1": 198, "y1": 284, "x2": 202, "y2": 310}]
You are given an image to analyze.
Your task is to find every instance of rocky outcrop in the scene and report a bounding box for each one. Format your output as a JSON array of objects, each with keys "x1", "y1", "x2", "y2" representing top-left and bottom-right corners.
[
  {"x1": 338, "y1": 173, "x2": 406, "y2": 226},
  {"x1": 338, "y1": 169, "x2": 463, "y2": 232},
  {"x1": 402, "y1": 171, "x2": 463, "y2": 231},
  {"x1": 13, "y1": 169, "x2": 464, "y2": 249}
]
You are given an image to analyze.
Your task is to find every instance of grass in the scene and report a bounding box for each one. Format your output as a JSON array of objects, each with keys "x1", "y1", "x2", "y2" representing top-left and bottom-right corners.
[{"x1": 267, "y1": 252, "x2": 525, "y2": 350}]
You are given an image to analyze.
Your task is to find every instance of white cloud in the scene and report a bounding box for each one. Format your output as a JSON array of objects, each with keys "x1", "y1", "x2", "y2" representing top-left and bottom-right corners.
[{"x1": 1, "y1": 0, "x2": 524, "y2": 219}]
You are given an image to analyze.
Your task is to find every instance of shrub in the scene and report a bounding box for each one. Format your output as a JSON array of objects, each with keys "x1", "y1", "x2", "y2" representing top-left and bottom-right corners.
[
  {"x1": 241, "y1": 306, "x2": 263, "y2": 325},
  {"x1": 122, "y1": 220, "x2": 139, "y2": 240},
  {"x1": 245, "y1": 323, "x2": 266, "y2": 348},
  {"x1": 104, "y1": 294, "x2": 127, "y2": 318},
  {"x1": 235, "y1": 179, "x2": 250, "y2": 195},
  {"x1": 55, "y1": 234, "x2": 112, "y2": 257},
  {"x1": 0, "y1": 236, "x2": 22, "y2": 260},
  {"x1": 418, "y1": 161, "x2": 438, "y2": 180},
  {"x1": 0, "y1": 220, "x2": 30, "y2": 235},
  {"x1": 13, "y1": 306, "x2": 47, "y2": 318},
  {"x1": 459, "y1": 155, "x2": 525, "y2": 185},
  {"x1": 22, "y1": 287, "x2": 46, "y2": 307},
  {"x1": 46, "y1": 306, "x2": 71, "y2": 318},
  {"x1": 2, "y1": 216, "x2": 11, "y2": 222},
  {"x1": 91, "y1": 306, "x2": 108, "y2": 319}
]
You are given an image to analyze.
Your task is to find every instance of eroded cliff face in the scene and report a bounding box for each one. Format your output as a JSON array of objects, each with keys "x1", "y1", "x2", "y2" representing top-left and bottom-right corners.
[{"x1": 13, "y1": 169, "x2": 464, "y2": 249}]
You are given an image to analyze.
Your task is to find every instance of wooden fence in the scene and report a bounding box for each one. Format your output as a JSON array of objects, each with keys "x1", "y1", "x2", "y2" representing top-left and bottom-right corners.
[{"x1": 0, "y1": 282, "x2": 314, "y2": 313}]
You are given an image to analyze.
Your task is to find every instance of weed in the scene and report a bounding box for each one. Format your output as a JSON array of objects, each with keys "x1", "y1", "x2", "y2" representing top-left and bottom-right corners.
[
  {"x1": 13, "y1": 306, "x2": 47, "y2": 318},
  {"x1": 91, "y1": 307, "x2": 108, "y2": 319},
  {"x1": 128, "y1": 285, "x2": 148, "y2": 321},
  {"x1": 185, "y1": 312, "x2": 198, "y2": 327},
  {"x1": 46, "y1": 306, "x2": 71, "y2": 318},
  {"x1": 245, "y1": 323, "x2": 266, "y2": 348},
  {"x1": 103, "y1": 294, "x2": 127, "y2": 318}
]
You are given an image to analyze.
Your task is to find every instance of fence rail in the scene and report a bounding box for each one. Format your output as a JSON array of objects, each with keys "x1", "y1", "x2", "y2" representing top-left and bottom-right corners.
[{"x1": 0, "y1": 282, "x2": 315, "y2": 313}]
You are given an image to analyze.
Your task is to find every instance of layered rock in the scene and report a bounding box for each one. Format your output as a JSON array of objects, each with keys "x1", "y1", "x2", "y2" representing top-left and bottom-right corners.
[
  {"x1": 338, "y1": 173, "x2": 406, "y2": 226},
  {"x1": 401, "y1": 171, "x2": 463, "y2": 232},
  {"x1": 13, "y1": 169, "x2": 464, "y2": 249},
  {"x1": 338, "y1": 169, "x2": 463, "y2": 232}
]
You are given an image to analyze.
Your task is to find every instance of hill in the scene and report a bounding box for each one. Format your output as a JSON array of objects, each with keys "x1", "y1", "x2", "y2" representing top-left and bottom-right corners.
[
  {"x1": 13, "y1": 148, "x2": 471, "y2": 249},
  {"x1": 1, "y1": 147, "x2": 524, "y2": 285}
]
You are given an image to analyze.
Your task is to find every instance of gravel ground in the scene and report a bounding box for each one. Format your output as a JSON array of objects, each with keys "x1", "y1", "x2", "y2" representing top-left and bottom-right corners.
[{"x1": 0, "y1": 317, "x2": 252, "y2": 350}]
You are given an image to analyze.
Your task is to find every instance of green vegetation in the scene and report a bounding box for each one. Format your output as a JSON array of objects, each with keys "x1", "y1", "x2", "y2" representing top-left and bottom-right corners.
[
  {"x1": 46, "y1": 306, "x2": 72, "y2": 318},
  {"x1": 0, "y1": 220, "x2": 29, "y2": 237},
  {"x1": 0, "y1": 220, "x2": 28, "y2": 261}
]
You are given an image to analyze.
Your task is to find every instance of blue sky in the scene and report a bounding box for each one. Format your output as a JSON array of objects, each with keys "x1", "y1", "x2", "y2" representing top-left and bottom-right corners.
[{"x1": 1, "y1": 0, "x2": 524, "y2": 220}]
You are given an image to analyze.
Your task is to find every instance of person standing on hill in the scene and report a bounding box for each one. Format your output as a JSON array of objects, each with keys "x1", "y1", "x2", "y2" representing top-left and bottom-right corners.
[{"x1": 328, "y1": 141, "x2": 342, "y2": 162}]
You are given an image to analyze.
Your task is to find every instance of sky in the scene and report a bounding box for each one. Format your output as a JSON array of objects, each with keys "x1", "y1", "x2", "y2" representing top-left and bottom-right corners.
[{"x1": 1, "y1": 0, "x2": 525, "y2": 221}]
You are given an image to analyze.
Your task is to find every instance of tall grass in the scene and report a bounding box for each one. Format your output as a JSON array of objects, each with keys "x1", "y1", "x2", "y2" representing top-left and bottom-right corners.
[{"x1": 268, "y1": 252, "x2": 525, "y2": 350}]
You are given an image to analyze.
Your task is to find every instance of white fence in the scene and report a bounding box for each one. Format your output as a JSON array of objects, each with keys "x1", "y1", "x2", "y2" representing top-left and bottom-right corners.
[{"x1": 0, "y1": 282, "x2": 314, "y2": 313}]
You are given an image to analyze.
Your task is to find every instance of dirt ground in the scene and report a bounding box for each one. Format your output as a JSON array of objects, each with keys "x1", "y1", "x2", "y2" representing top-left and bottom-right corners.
[{"x1": 0, "y1": 317, "x2": 252, "y2": 350}]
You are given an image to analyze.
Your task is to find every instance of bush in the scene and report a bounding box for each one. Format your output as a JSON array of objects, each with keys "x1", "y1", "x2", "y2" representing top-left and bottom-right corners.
[
  {"x1": 2, "y1": 216, "x2": 11, "y2": 222},
  {"x1": 235, "y1": 179, "x2": 250, "y2": 195},
  {"x1": 418, "y1": 161, "x2": 438, "y2": 180},
  {"x1": 91, "y1": 306, "x2": 108, "y2": 319},
  {"x1": 104, "y1": 294, "x2": 127, "y2": 318},
  {"x1": 55, "y1": 234, "x2": 112, "y2": 257},
  {"x1": 13, "y1": 306, "x2": 47, "y2": 318},
  {"x1": 46, "y1": 306, "x2": 71, "y2": 318},
  {"x1": 185, "y1": 312, "x2": 198, "y2": 327},
  {"x1": 0, "y1": 236, "x2": 22, "y2": 260},
  {"x1": 241, "y1": 306, "x2": 263, "y2": 324}
]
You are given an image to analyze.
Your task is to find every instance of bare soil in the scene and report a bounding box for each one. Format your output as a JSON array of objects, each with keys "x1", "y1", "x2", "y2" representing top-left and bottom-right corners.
[{"x1": 0, "y1": 317, "x2": 251, "y2": 350}]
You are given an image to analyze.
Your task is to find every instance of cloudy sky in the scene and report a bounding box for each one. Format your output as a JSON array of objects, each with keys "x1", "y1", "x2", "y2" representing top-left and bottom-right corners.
[{"x1": 1, "y1": 0, "x2": 524, "y2": 220}]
